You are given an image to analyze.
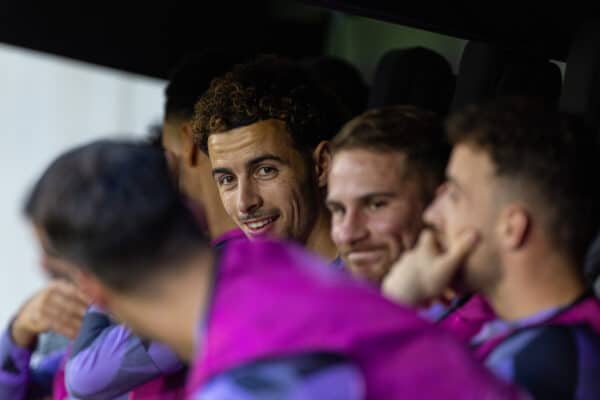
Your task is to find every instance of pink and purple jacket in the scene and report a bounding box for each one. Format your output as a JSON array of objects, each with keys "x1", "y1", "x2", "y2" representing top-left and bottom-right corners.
[{"x1": 186, "y1": 239, "x2": 523, "y2": 399}]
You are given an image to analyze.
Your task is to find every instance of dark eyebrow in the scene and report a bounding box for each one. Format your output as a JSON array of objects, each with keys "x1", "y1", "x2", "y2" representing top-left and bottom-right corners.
[
  {"x1": 359, "y1": 192, "x2": 397, "y2": 202},
  {"x1": 325, "y1": 198, "x2": 343, "y2": 208},
  {"x1": 212, "y1": 167, "x2": 233, "y2": 178},
  {"x1": 212, "y1": 154, "x2": 287, "y2": 178},
  {"x1": 325, "y1": 192, "x2": 397, "y2": 204},
  {"x1": 246, "y1": 154, "x2": 286, "y2": 169},
  {"x1": 326, "y1": 192, "x2": 396, "y2": 208}
]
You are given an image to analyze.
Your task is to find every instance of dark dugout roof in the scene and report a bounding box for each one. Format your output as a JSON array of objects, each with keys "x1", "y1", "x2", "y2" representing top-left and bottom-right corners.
[
  {"x1": 0, "y1": 1, "x2": 329, "y2": 79},
  {"x1": 1, "y1": 0, "x2": 598, "y2": 78}
]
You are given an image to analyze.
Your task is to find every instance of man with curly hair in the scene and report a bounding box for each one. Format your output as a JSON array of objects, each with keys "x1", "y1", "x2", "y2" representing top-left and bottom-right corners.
[{"x1": 192, "y1": 55, "x2": 349, "y2": 261}]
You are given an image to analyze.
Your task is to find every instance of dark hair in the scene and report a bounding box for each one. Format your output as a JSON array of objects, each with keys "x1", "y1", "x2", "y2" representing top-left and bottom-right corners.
[
  {"x1": 192, "y1": 55, "x2": 349, "y2": 153},
  {"x1": 146, "y1": 124, "x2": 164, "y2": 149},
  {"x1": 447, "y1": 97, "x2": 600, "y2": 266},
  {"x1": 165, "y1": 51, "x2": 239, "y2": 121},
  {"x1": 331, "y1": 105, "x2": 450, "y2": 204},
  {"x1": 25, "y1": 139, "x2": 208, "y2": 292}
]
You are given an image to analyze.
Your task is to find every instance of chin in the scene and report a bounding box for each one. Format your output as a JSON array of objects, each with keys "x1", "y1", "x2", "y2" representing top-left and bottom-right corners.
[{"x1": 349, "y1": 265, "x2": 386, "y2": 286}]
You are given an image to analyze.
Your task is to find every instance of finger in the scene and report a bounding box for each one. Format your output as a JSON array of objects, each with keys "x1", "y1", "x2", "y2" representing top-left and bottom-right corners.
[
  {"x1": 54, "y1": 281, "x2": 92, "y2": 306},
  {"x1": 46, "y1": 291, "x2": 88, "y2": 321},
  {"x1": 47, "y1": 308, "x2": 83, "y2": 337},
  {"x1": 75, "y1": 289, "x2": 93, "y2": 306},
  {"x1": 438, "y1": 230, "x2": 479, "y2": 272},
  {"x1": 46, "y1": 295, "x2": 87, "y2": 322},
  {"x1": 51, "y1": 280, "x2": 81, "y2": 298},
  {"x1": 50, "y1": 307, "x2": 83, "y2": 328},
  {"x1": 420, "y1": 230, "x2": 478, "y2": 298},
  {"x1": 51, "y1": 285, "x2": 89, "y2": 310},
  {"x1": 416, "y1": 229, "x2": 436, "y2": 249},
  {"x1": 50, "y1": 321, "x2": 81, "y2": 339},
  {"x1": 416, "y1": 229, "x2": 444, "y2": 257}
]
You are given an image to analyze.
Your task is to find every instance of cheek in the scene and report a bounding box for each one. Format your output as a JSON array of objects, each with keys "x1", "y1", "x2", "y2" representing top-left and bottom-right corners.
[
  {"x1": 367, "y1": 213, "x2": 405, "y2": 247},
  {"x1": 269, "y1": 177, "x2": 306, "y2": 213},
  {"x1": 381, "y1": 213, "x2": 422, "y2": 261},
  {"x1": 218, "y1": 189, "x2": 237, "y2": 214},
  {"x1": 254, "y1": 181, "x2": 286, "y2": 213},
  {"x1": 330, "y1": 217, "x2": 345, "y2": 243},
  {"x1": 445, "y1": 203, "x2": 479, "y2": 239},
  {"x1": 445, "y1": 211, "x2": 463, "y2": 236}
]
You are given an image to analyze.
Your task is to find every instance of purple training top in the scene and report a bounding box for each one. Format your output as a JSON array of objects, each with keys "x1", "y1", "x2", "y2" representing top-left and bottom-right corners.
[{"x1": 186, "y1": 239, "x2": 524, "y2": 399}]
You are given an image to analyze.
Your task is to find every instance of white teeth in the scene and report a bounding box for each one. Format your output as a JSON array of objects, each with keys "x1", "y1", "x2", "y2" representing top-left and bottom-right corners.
[{"x1": 247, "y1": 218, "x2": 274, "y2": 230}]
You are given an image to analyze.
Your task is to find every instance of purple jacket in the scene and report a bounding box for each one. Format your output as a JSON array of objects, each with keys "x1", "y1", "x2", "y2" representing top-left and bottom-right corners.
[
  {"x1": 186, "y1": 239, "x2": 523, "y2": 399},
  {"x1": 66, "y1": 307, "x2": 184, "y2": 399},
  {"x1": 470, "y1": 294, "x2": 600, "y2": 399},
  {"x1": 439, "y1": 294, "x2": 496, "y2": 342},
  {"x1": 66, "y1": 229, "x2": 246, "y2": 399},
  {"x1": 476, "y1": 294, "x2": 600, "y2": 359},
  {"x1": 0, "y1": 327, "x2": 68, "y2": 400}
]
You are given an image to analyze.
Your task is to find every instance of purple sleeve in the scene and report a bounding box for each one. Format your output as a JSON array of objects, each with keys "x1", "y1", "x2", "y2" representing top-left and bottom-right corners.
[
  {"x1": 66, "y1": 306, "x2": 184, "y2": 399},
  {"x1": 0, "y1": 324, "x2": 67, "y2": 399},
  {"x1": 194, "y1": 356, "x2": 365, "y2": 399},
  {"x1": 0, "y1": 325, "x2": 32, "y2": 400}
]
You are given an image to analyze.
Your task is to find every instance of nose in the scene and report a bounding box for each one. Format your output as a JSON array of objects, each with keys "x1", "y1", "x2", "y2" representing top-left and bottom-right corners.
[
  {"x1": 424, "y1": 184, "x2": 446, "y2": 229},
  {"x1": 332, "y1": 208, "x2": 368, "y2": 247},
  {"x1": 237, "y1": 178, "x2": 263, "y2": 215}
]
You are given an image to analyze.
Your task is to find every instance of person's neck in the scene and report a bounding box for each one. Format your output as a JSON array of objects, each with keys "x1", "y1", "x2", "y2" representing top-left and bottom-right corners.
[
  {"x1": 195, "y1": 181, "x2": 237, "y2": 241},
  {"x1": 147, "y1": 250, "x2": 215, "y2": 361},
  {"x1": 305, "y1": 205, "x2": 338, "y2": 261},
  {"x1": 485, "y1": 250, "x2": 584, "y2": 322},
  {"x1": 183, "y1": 165, "x2": 237, "y2": 241}
]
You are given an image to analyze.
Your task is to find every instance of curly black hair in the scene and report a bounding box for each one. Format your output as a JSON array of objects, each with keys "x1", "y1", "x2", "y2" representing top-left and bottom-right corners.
[
  {"x1": 447, "y1": 97, "x2": 600, "y2": 266},
  {"x1": 192, "y1": 55, "x2": 349, "y2": 153}
]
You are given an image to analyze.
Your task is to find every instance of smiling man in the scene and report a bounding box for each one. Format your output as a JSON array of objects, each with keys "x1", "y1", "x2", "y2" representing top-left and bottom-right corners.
[
  {"x1": 326, "y1": 106, "x2": 449, "y2": 285},
  {"x1": 192, "y1": 55, "x2": 348, "y2": 260}
]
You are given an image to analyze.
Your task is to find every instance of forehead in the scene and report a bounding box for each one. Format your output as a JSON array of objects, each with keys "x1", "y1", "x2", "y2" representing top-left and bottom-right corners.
[
  {"x1": 208, "y1": 119, "x2": 298, "y2": 168},
  {"x1": 328, "y1": 149, "x2": 411, "y2": 198},
  {"x1": 448, "y1": 143, "x2": 495, "y2": 187}
]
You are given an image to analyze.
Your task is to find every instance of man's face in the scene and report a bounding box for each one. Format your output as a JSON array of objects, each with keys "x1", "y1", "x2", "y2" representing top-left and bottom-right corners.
[
  {"x1": 424, "y1": 144, "x2": 502, "y2": 292},
  {"x1": 327, "y1": 149, "x2": 425, "y2": 284},
  {"x1": 32, "y1": 225, "x2": 77, "y2": 281},
  {"x1": 208, "y1": 119, "x2": 318, "y2": 242}
]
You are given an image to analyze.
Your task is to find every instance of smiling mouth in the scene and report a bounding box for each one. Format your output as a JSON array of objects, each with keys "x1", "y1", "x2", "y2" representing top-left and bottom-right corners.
[
  {"x1": 243, "y1": 215, "x2": 279, "y2": 234},
  {"x1": 346, "y1": 248, "x2": 386, "y2": 263}
]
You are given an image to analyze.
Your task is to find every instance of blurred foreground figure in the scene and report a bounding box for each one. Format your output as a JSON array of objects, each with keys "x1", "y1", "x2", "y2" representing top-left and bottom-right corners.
[
  {"x1": 66, "y1": 52, "x2": 243, "y2": 399},
  {"x1": 0, "y1": 188, "x2": 90, "y2": 399}
]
